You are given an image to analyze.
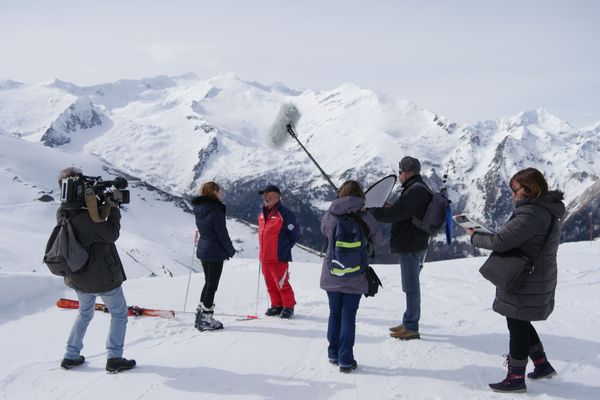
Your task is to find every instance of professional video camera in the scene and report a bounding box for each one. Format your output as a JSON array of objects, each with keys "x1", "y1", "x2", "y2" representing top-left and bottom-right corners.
[{"x1": 60, "y1": 174, "x2": 130, "y2": 209}]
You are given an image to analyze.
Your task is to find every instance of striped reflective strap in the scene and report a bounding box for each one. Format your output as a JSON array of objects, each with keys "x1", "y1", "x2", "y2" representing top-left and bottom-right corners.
[
  {"x1": 331, "y1": 265, "x2": 361, "y2": 276},
  {"x1": 335, "y1": 240, "x2": 361, "y2": 248}
]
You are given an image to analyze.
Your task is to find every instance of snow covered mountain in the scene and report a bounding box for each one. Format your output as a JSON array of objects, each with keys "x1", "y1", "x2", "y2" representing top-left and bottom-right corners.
[{"x1": 1, "y1": 74, "x2": 599, "y2": 261}]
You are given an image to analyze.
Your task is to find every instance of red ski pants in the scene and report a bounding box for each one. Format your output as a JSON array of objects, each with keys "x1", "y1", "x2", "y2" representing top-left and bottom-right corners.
[{"x1": 261, "y1": 261, "x2": 296, "y2": 309}]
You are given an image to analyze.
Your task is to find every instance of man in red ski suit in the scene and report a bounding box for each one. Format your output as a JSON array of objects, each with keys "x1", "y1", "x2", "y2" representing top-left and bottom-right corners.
[{"x1": 258, "y1": 185, "x2": 301, "y2": 319}]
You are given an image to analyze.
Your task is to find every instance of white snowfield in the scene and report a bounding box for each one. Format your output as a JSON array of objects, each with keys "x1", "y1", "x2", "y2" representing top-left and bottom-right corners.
[{"x1": 1, "y1": 240, "x2": 599, "y2": 400}]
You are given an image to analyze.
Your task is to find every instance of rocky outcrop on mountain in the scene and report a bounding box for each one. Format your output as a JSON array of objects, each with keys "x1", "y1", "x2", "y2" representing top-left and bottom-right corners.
[{"x1": 40, "y1": 99, "x2": 102, "y2": 147}]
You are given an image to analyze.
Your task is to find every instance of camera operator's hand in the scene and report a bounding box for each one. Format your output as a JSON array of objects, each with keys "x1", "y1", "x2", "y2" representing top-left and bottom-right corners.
[{"x1": 104, "y1": 195, "x2": 119, "y2": 208}]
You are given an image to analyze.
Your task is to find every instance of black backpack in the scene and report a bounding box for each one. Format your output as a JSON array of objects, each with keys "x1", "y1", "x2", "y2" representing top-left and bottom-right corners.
[
  {"x1": 411, "y1": 182, "x2": 451, "y2": 236},
  {"x1": 43, "y1": 214, "x2": 89, "y2": 277},
  {"x1": 328, "y1": 213, "x2": 369, "y2": 277}
]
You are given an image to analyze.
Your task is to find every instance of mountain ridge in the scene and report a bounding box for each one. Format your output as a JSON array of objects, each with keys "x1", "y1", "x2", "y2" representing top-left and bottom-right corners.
[{"x1": 1, "y1": 73, "x2": 598, "y2": 260}]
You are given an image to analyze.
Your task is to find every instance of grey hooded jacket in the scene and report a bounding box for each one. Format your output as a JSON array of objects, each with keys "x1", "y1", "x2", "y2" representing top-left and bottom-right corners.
[
  {"x1": 320, "y1": 196, "x2": 383, "y2": 294},
  {"x1": 471, "y1": 190, "x2": 565, "y2": 321}
]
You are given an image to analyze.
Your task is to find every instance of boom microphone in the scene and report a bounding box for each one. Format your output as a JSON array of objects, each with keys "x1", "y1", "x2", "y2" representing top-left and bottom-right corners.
[
  {"x1": 267, "y1": 102, "x2": 301, "y2": 148},
  {"x1": 267, "y1": 102, "x2": 338, "y2": 193}
]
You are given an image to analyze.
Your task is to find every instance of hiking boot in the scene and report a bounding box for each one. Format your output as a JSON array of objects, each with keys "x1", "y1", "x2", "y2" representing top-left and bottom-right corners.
[
  {"x1": 339, "y1": 360, "x2": 358, "y2": 374},
  {"x1": 195, "y1": 303, "x2": 224, "y2": 331},
  {"x1": 280, "y1": 307, "x2": 294, "y2": 319},
  {"x1": 527, "y1": 361, "x2": 557, "y2": 379},
  {"x1": 106, "y1": 357, "x2": 136, "y2": 373},
  {"x1": 489, "y1": 356, "x2": 527, "y2": 393},
  {"x1": 61, "y1": 355, "x2": 85, "y2": 370},
  {"x1": 328, "y1": 358, "x2": 338, "y2": 365},
  {"x1": 265, "y1": 306, "x2": 283, "y2": 316},
  {"x1": 390, "y1": 328, "x2": 420, "y2": 340},
  {"x1": 389, "y1": 324, "x2": 406, "y2": 333}
]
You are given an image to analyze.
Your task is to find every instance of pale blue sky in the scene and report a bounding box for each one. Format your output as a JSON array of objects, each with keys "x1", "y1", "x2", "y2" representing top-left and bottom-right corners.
[{"x1": 1, "y1": 0, "x2": 598, "y2": 127}]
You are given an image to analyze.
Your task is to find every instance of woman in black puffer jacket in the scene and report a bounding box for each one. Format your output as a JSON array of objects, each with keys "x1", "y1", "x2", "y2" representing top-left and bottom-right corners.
[
  {"x1": 468, "y1": 168, "x2": 565, "y2": 393},
  {"x1": 191, "y1": 181, "x2": 235, "y2": 331}
]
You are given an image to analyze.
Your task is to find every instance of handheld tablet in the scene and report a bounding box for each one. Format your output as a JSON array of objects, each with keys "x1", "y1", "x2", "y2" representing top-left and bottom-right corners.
[{"x1": 453, "y1": 214, "x2": 495, "y2": 234}]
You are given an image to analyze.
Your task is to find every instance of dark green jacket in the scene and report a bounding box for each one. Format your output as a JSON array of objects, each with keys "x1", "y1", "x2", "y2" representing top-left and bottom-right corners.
[{"x1": 57, "y1": 205, "x2": 126, "y2": 293}]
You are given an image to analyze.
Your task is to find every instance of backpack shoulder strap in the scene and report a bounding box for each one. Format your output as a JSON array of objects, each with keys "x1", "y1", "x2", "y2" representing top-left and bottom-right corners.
[{"x1": 348, "y1": 212, "x2": 371, "y2": 241}]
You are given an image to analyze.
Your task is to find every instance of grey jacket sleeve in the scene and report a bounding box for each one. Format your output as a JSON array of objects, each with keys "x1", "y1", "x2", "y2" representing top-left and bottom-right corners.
[
  {"x1": 471, "y1": 207, "x2": 538, "y2": 252},
  {"x1": 364, "y1": 210, "x2": 384, "y2": 248}
]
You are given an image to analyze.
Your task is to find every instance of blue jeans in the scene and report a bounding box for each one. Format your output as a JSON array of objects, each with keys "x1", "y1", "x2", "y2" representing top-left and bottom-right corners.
[
  {"x1": 399, "y1": 250, "x2": 426, "y2": 331},
  {"x1": 326, "y1": 291, "x2": 361, "y2": 368},
  {"x1": 64, "y1": 286, "x2": 128, "y2": 359}
]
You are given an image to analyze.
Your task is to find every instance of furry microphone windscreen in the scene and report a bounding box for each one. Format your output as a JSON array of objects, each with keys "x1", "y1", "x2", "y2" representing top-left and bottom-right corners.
[{"x1": 267, "y1": 102, "x2": 301, "y2": 148}]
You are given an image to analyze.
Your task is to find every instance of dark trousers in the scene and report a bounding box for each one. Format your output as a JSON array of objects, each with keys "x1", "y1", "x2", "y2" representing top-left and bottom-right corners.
[
  {"x1": 326, "y1": 291, "x2": 361, "y2": 368},
  {"x1": 506, "y1": 317, "x2": 542, "y2": 360},
  {"x1": 200, "y1": 261, "x2": 224, "y2": 308}
]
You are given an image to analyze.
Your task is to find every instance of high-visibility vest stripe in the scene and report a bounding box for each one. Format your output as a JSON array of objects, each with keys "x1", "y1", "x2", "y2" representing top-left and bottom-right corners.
[
  {"x1": 331, "y1": 265, "x2": 361, "y2": 276},
  {"x1": 335, "y1": 240, "x2": 361, "y2": 249}
]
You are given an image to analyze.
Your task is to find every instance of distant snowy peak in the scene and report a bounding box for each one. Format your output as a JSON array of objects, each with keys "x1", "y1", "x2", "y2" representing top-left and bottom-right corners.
[
  {"x1": 501, "y1": 108, "x2": 574, "y2": 136},
  {"x1": 40, "y1": 98, "x2": 103, "y2": 147},
  {"x1": 583, "y1": 121, "x2": 600, "y2": 134},
  {"x1": 0, "y1": 79, "x2": 24, "y2": 90}
]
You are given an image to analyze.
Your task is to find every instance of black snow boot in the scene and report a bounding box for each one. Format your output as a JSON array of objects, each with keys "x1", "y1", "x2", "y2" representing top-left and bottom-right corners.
[
  {"x1": 265, "y1": 306, "x2": 283, "y2": 316},
  {"x1": 339, "y1": 360, "x2": 358, "y2": 374},
  {"x1": 280, "y1": 307, "x2": 294, "y2": 319},
  {"x1": 528, "y1": 343, "x2": 557, "y2": 379},
  {"x1": 61, "y1": 355, "x2": 85, "y2": 370},
  {"x1": 489, "y1": 356, "x2": 527, "y2": 393},
  {"x1": 106, "y1": 357, "x2": 136, "y2": 373}
]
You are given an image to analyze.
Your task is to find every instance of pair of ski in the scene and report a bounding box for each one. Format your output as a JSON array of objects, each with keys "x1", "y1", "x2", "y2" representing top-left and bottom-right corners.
[
  {"x1": 56, "y1": 298, "x2": 259, "y2": 321},
  {"x1": 56, "y1": 298, "x2": 175, "y2": 318}
]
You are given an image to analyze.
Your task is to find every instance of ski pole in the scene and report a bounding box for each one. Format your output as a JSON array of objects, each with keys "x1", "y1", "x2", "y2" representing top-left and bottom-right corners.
[
  {"x1": 247, "y1": 262, "x2": 262, "y2": 320},
  {"x1": 183, "y1": 231, "x2": 199, "y2": 313}
]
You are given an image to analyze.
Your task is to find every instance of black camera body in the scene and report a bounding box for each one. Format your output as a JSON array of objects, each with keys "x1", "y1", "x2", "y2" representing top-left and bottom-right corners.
[{"x1": 60, "y1": 174, "x2": 130, "y2": 209}]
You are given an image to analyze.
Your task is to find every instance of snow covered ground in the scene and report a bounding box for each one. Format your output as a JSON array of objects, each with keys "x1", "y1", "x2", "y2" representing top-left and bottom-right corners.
[{"x1": 1, "y1": 240, "x2": 599, "y2": 400}]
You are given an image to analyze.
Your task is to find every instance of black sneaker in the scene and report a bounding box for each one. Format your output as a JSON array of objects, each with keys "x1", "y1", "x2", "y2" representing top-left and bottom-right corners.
[
  {"x1": 265, "y1": 306, "x2": 283, "y2": 316},
  {"x1": 106, "y1": 357, "x2": 136, "y2": 373},
  {"x1": 280, "y1": 308, "x2": 294, "y2": 319},
  {"x1": 339, "y1": 360, "x2": 358, "y2": 374},
  {"x1": 61, "y1": 355, "x2": 85, "y2": 370}
]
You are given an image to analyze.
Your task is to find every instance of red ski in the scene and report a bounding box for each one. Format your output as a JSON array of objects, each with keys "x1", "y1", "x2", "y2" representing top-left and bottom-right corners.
[{"x1": 56, "y1": 298, "x2": 175, "y2": 319}]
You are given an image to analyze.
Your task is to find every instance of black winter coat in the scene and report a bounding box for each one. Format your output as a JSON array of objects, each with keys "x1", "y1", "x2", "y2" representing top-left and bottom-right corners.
[
  {"x1": 371, "y1": 175, "x2": 432, "y2": 253},
  {"x1": 471, "y1": 191, "x2": 565, "y2": 321},
  {"x1": 59, "y1": 205, "x2": 126, "y2": 293},
  {"x1": 192, "y1": 196, "x2": 235, "y2": 262}
]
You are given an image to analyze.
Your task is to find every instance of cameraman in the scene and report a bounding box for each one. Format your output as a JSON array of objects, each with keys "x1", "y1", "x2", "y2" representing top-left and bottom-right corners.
[{"x1": 57, "y1": 167, "x2": 136, "y2": 373}]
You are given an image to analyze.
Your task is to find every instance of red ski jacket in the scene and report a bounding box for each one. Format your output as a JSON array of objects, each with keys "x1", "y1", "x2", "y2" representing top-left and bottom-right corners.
[{"x1": 258, "y1": 202, "x2": 301, "y2": 263}]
